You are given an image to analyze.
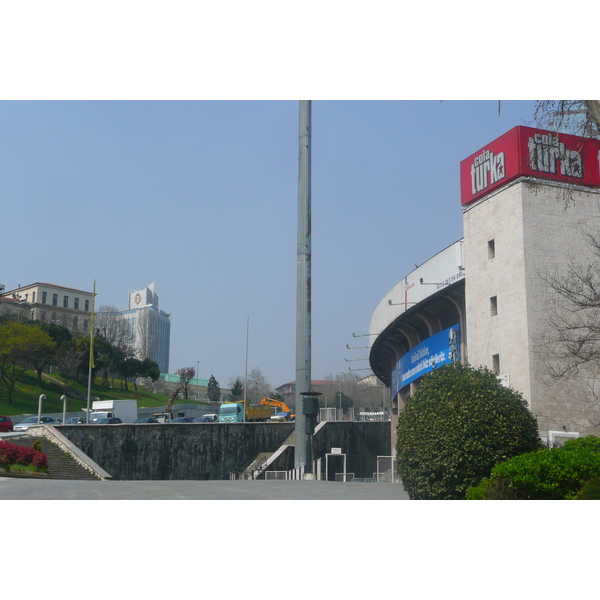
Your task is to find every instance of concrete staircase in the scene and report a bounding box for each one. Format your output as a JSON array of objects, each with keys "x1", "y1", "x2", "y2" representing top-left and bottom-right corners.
[
  {"x1": 243, "y1": 452, "x2": 273, "y2": 478},
  {"x1": 11, "y1": 436, "x2": 100, "y2": 480}
]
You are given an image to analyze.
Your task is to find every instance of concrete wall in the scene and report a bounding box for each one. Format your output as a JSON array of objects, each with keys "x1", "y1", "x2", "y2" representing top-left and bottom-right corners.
[
  {"x1": 58, "y1": 422, "x2": 294, "y2": 480},
  {"x1": 57, "y1": 421, "x2": 391, "y2": 480},
  {"x1": 312, "y1": 421, "x2": 392, "y2": 479}
]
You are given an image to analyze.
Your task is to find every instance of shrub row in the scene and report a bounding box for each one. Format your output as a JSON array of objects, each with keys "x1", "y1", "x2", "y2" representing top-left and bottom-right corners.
[
  {"x1": 466, "y1": 435, "x2": 600, "y2": 500},
  {"x1": 0, "y1": 440, "x2": 48, "y2": 470}
]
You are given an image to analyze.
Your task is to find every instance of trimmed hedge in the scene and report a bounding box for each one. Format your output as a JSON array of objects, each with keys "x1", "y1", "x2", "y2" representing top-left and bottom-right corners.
[
  {"x1": 396, "y1": 363, "x2": 541, "y2": 500},
  {"x1": 466, "y1": 435, "x2": 600, "y2": 500}
]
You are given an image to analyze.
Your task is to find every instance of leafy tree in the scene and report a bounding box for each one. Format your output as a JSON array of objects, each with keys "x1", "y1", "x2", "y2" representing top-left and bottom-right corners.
[
  {"x1": 207, "y1": 374, "x2": 221, "y2": 403},
  {"x1": 21, "y1": 321, "x2": 64, "y2": 383},
  {"x1": 228, "y1": 376, "x2": 244, "y2": 401},
  {"x1": 73, "y1": 336, "x2": 98, "y2": 382},
  {"x1": 396, "y1": 363, "x2": 541, "y2": 500},
  {"x1": 141, "y1": 358, "x2": 160, "y2": 382},
  {"x1": 0, "y1": 322, "x2": 56, "y2": 404},
  {"x1": 112, "y1": 351, "x2": 142, "y2": 390},
  {"x1": 37, "y1": 321, "x2": 73, "y2": 347},
  {"x1": 176, "y1": 366, "x2": 196, "y2": 400},
  {"x1": 55, "y1": 340, "x2": 84, "y2": 395},
  {"x1": 92, "y1": 336, "x2": 116, "y2": 387}
]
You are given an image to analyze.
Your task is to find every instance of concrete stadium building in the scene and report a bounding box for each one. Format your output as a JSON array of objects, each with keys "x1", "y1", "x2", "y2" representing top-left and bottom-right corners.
[{"x1": 369, "y1": 126, "x2": 600, "y2": 444}]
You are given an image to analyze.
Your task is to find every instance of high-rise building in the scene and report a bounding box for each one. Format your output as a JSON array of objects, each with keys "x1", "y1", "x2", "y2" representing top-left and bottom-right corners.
[{"x1": 119, "y1": 282, "x2": 171, "y2": 374}]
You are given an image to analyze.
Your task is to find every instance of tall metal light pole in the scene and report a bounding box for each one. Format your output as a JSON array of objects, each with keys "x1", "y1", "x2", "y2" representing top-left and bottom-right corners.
[
  {"x1": 85, "y1": 280, "x2": 96, "y2": 425},
  {"x1": 295, "y1": 100, "x2": 311, "y2": 469}
]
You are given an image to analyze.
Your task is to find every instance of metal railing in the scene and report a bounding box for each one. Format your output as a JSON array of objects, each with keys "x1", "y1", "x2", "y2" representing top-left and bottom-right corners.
[{"x1": 230, "y1": 455, "x2": 400, "y2": 483}]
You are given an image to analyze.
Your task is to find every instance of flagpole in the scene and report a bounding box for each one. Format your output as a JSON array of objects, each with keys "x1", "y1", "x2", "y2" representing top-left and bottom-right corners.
[{"x1": 86, "y1": 280, "x2": 96, "y2": 424}]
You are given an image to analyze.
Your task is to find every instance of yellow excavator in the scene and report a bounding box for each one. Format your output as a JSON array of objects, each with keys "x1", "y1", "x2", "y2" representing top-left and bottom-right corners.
[{"x1": 259, "y1": 397, "x2": 295, "y2": 421}]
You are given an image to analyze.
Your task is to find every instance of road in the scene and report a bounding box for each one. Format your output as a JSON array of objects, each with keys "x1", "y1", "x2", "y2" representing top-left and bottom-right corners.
[{"x1": 0, "y1": 477, "x2": 409, "y2": 500}]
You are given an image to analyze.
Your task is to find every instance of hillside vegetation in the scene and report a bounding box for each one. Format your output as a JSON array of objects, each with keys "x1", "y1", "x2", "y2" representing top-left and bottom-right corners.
[{"x1": 0, "y1": 370, "x2": 170, "y2": 416}]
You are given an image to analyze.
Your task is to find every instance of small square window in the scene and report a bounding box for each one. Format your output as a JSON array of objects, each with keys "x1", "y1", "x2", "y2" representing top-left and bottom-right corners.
[{"x1": 488, "y1": 239, "x2": 496, "y2": 259}]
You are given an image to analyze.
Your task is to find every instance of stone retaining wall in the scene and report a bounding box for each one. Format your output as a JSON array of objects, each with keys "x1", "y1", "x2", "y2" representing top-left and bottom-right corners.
[{"x1": 57, "y1": 421, "x2": 391, "y2": 480}]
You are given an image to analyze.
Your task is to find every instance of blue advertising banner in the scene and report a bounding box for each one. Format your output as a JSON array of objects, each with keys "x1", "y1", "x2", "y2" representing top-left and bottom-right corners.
[{"x1": 392, "y1": 325, "x2": 460, "y2": 396}]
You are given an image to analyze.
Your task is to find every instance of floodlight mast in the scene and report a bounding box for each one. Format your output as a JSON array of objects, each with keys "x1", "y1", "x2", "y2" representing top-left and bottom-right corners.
[{"x1": 295, "y1": 100, "x2": 311, "y2": 471}]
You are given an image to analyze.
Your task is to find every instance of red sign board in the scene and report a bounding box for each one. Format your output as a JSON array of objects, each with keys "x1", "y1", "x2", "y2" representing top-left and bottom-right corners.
[{"x1": 460, "y1": 126, "x2": 600, "y2": 206}]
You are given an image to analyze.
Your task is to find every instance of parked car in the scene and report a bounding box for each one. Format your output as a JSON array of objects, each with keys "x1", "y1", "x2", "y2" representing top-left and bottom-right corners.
[
  {"x1": 194, "y1": 415, "x2": 218, "y2": 423},
  {"x1": 96, "y1": 417, "x2": 123, "y2": 424},
  {"x1": 135, "y1": 417, "x2": 159, "y2": 423},
  {"x1": 13, "y1": 416, "x2": 61, "y2": 431},
  {"x1": 0, "y1": 416, "x2": 14, "y2": 433},
  {"x1": 65, "y1": 417, "x2": 86, "y2": 424},
  {"x1": 170, "y1": 417, "x2": 195, "y2": 423}
]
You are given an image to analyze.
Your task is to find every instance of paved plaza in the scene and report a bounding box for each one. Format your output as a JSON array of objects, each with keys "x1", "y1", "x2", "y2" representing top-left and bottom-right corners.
[{"x1": 0, "y1": 476, "x2": 409, "y2": 500}]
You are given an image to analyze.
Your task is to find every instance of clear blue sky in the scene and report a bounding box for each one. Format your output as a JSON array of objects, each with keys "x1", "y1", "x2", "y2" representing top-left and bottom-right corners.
[
  {"x1": 0, "y1": 100, "x2": 537, "y2": 387},
  {"x1": 1, "y1": 3, "x2": 587, "y2": 390}
]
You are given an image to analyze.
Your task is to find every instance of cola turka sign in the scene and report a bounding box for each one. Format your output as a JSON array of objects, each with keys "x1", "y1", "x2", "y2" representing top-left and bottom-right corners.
[{"x1": 460, "y1": 126, "x2": 600, "y2": 206}]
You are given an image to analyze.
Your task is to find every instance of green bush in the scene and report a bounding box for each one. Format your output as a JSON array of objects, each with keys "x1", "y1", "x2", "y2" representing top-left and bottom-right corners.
[
  {"x1": 466, "y1": 435, "x2": 600, "y2": 499},
  {"x1": 573, "y1": 476, "x2": 600, "y2": 500},
  {"x1": 464, "y1": 478, "x2": 490, "y2": 500},
  {"x1": 396, "y1": 363, "x2": 541, "y2": 500}
]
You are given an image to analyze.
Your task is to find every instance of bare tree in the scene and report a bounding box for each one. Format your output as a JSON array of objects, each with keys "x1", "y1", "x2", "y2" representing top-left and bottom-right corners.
[
  {"x1": 540, "y1": 229, "x2": 600, "y2": 426},
  {"x1": 136, "y1": 308, "x2": 159, "y2": 362},
  {"x1": 532, "y1": 101, "x2": 600, "y2": 139},
  {"x1": 246, "y1": 367, "x2": 273, "y2": 404},
  {"x1": 95, "y1": 305, "x2": 134, "y2": 349},
  {"x1": 176, "y1": 366, "x2": 196, "y2": 400}
]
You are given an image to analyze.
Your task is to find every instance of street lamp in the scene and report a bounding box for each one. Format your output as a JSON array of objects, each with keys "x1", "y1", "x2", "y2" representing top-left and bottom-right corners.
[
  {"x1": 61, "y1": 395, "x2": 67, "y2": 425},
  {"x1": 37, "y1": 394, "x2": 46, "y2": 425}
]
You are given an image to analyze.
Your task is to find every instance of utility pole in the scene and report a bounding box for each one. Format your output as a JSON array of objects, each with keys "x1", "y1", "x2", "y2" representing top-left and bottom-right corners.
[{"x1": 295, "y1": 100, "x2": 311, "y2": 470}]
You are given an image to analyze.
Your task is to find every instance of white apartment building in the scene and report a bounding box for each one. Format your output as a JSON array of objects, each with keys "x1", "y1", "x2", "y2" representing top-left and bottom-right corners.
[{"x1": 118, "y1": 282, "x2": 171, "y2": 374}]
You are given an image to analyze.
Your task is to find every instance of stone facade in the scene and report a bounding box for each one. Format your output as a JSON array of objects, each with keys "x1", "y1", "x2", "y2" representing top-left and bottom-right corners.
[{"x1": 463, "y1": 178, "x2": 600, "y2": 437}]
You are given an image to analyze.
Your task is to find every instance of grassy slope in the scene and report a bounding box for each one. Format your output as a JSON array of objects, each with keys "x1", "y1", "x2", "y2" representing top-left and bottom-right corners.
[{"x1": 0, "y1": 371, "x2": 171, "y2": 416}]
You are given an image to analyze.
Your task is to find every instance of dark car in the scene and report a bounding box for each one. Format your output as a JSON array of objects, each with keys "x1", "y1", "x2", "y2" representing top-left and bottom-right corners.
[
  {"x1": 0, "y1": 416, "x2": 14, "y2": 433},
  {"x1": 66, "y1": 417, "x2": 86, "y2": 424},
  {"x1": 194, "y1": 415, "x2": 218, "y2": 423},
  {"x1": 170, "y1": 417, "x2": 195, "y2": 423},
  {"x1": 135, "y1": 417, "x2": 159, "y2": 423},
  {"x1": 96, "y1": 417, "x2": 123, "y2": 424}
]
